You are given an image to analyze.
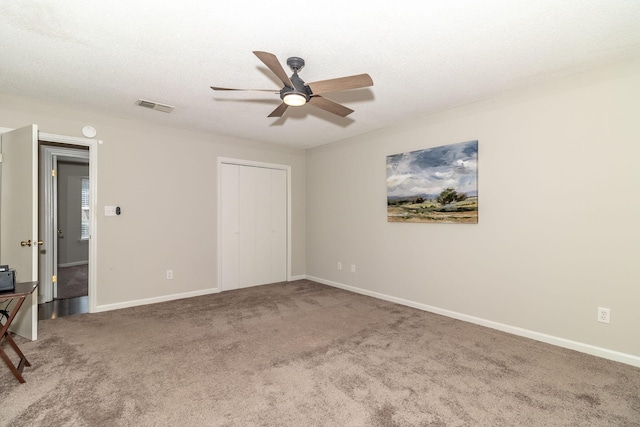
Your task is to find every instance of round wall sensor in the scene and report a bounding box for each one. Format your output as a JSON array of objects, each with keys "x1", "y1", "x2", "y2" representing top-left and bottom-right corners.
[{"x1": 82, "y1": 126, "x2": 97, "y2": 138}]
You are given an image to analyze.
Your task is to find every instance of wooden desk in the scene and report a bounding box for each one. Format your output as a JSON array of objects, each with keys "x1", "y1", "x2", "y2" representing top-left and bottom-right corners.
[{"x1": 0, "y1": 282, "x2": 38, "y2": 383}]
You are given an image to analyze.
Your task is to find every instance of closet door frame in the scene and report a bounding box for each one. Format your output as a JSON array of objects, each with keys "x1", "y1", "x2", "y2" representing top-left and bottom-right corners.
[{"x1": 217, "y1": 157, "x2": 291, "y2": 291}]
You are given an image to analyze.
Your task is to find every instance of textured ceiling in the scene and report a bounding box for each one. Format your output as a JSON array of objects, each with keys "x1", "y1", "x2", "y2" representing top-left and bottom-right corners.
[{"x1": 1, "y1": 1, "x2": 640, "y2": 149}]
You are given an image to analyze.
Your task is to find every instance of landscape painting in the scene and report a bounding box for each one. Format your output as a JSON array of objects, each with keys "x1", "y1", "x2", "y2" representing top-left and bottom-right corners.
[{"x1": 387, "y1": 140, "x2": 478, "y2": 223}]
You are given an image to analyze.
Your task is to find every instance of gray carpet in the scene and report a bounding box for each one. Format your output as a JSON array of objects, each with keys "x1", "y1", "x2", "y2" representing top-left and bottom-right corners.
[{"x1": 1, "y1": 280, "x2": 639, "y2": 426}]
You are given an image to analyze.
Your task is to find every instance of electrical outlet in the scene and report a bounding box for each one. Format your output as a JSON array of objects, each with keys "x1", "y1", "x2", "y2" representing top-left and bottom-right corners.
[
  {"x1": 337, "y1": 262, "x2": 342, "y2": 271},
  {"x1": 597, "y1": 307, "x2": 610, "y2": 324},
  {"x1": 350, "y1": 264, "x2": 356, "y2": 273},
  {"x1": 166, "y1": 270, "x2": 173, "y2": 280}
]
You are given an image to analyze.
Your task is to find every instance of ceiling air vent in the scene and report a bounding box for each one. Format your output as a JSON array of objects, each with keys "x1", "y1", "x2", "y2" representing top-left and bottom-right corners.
[{"x1": 136, "y1": 99, "x2": 174, "y2": 113}]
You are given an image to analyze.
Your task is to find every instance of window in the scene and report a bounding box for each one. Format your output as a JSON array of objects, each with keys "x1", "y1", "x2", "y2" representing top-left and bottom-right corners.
[{"x1": 81, "y1": 177, "x2": 90, "y2": 240}]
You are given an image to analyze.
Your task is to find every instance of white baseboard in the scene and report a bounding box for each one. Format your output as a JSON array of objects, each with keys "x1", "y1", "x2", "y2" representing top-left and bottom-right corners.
[
  {"x1": 103, "y1": 277, "x2": 306, "y2": 311},
  {"x1": 96, "y1": 287, "x2": 220, "y2": 313},
  {"x1": 58, "y1": 261, "x2": 89, "y2": 268},
  {"x1": 306, "y1": 275, "x2": 640, "y2": 368}
]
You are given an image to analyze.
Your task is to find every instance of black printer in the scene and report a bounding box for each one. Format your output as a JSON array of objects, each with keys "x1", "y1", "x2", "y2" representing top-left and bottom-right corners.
[{"x1": 0, "y1": 265, "x2": 15, "y2": 292}]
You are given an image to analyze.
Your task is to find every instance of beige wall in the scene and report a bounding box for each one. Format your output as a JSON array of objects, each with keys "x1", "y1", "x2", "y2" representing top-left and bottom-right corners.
[
  {"x1": 0, "y1": 94, "x2": 306, "y2": 307},
  {"x1": 2, "y1": 58, "x2": 638, "y2": 364},
  {"x1": 306, "y1": 59, "x2": 640, "y2": 361}
]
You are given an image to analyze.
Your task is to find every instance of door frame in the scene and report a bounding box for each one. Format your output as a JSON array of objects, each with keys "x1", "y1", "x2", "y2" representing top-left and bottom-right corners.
[
  {"x1": 0, "y1": 127, "x2": 99, "y2": 313},
  {"x1": 39, "y1": 145, "x2": 90, "y2": 304},
  {"x1": 217, "y1": 157, "x2": 291, "y2": 291}
]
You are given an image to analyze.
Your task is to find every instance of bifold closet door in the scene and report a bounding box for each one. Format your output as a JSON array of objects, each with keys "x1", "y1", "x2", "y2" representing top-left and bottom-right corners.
[{"x1": 220, "y1": 163, "x2": 287, "y2": 291}]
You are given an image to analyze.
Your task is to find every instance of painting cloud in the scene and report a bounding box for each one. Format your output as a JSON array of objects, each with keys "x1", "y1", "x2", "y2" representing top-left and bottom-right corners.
[{"x1": 387, "y1": 140, "x2": 478, "y2": 199}]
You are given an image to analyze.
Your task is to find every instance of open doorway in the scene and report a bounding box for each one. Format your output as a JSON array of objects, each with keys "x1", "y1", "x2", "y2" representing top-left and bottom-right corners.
[{"x1": 38, "y1": 143, "x2": 90, "y2": 319}]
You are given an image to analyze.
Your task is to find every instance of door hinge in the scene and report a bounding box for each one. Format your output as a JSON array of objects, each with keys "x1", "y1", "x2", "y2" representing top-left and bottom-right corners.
[
  {"x1": 52, "y1": 275, "x2": 57, "y2": 283},
  {"x1": 52, "y1": 169, "x2": 56, "y2": 177}
]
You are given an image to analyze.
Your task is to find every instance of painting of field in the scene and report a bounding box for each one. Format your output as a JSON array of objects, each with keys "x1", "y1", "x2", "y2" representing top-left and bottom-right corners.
[{"x1": 387, "y1": 140, "x2": 478, "y2": 224}]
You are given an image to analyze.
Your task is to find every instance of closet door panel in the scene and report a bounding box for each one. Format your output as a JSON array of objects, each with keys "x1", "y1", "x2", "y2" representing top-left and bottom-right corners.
[
  {"x1": 220, "y1": 164, "x2": 240, "y2": 290},
  {"x1": 270, "y1": 169, "x2": 287, "y2": 283},
  {"x1": 253, "y1": 167, "x2": 273, "y2": 284},
  {"x1": 238, "y1": 166, "x2": 258, "y2": 288},
  {"x1": 221, "y1": 162, "x2": 288, "y2": 290}
]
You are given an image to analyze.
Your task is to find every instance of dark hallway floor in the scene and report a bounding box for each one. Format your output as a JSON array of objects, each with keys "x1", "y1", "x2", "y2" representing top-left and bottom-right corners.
[{"x1": 38, "y1": 296, "x2": 89, "y2": 320}]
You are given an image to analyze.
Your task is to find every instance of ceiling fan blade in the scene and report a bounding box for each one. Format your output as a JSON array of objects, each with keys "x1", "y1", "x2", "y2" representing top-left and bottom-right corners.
[
  {"x1": 253, "y1": 51, "x2": 294, "y2": 88},
  {"x1": 308, "y1": 96, "x2": 354, "y2": 117},
  {"x1": 211, "y1": 86, "x2": 278, "y2": 93},
  {"x1": 268, "y1": 102, "x2": 289, "y2": 118},
  {"x1": 307, "y1": 74, "x2": 373, "y2": 95}
]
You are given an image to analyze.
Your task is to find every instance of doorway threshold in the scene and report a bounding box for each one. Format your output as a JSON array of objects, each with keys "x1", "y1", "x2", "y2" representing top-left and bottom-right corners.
[{"x1": 38, "y1": 296, "x2": 88, "y2": 320}]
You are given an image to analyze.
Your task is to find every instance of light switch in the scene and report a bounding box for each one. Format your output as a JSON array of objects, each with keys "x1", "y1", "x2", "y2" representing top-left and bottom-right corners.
[{"x1": 104, "y1": 206, "x2": 118, "y2": 216}]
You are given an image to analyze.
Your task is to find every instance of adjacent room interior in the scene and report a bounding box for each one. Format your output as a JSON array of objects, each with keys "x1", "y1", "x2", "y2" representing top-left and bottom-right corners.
[{"x1": 0, "y1": 1, "x2": 639, "y2": 425}]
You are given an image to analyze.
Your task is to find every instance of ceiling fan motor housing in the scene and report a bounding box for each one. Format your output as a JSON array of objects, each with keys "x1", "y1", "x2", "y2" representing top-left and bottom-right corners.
[{"x1": 280, "y1": 72, "x2": 311, "y2": 103}]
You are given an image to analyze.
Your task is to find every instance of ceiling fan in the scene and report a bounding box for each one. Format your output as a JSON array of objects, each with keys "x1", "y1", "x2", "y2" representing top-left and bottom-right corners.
[{"x1": 211, "y1": 51, "x2": 373, "y2": 118}]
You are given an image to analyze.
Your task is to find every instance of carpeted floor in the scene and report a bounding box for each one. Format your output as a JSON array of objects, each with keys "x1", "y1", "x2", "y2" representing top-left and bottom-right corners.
[
  {"x1": 1, "y1": 280, "x2": 639, "y2": 426},
  {"x1": 56, "y1": 264, "x2": 88, "y2": 300}
]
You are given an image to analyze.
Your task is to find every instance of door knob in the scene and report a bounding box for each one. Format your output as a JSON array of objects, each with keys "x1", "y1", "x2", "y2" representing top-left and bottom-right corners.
[{"x1": 20, "y1": 240, "x2": 43, "y2": 247}]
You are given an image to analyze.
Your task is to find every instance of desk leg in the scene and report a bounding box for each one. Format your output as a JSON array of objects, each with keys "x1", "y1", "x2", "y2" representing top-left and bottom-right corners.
[
  {"x1": 0, "y1": 336, "x2": 27, "y2": 383},
  {"x1": 2, "y1": 332, "x2": 30, "y2": 367},
  {"x1": 0, "y1": 295, "x2": 30, "y2": 383}
]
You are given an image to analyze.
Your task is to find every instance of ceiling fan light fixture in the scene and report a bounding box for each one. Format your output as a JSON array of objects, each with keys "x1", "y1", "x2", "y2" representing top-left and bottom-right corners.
[{"x1": 283, "y1": 92, "x2": 307, "y2": 107}]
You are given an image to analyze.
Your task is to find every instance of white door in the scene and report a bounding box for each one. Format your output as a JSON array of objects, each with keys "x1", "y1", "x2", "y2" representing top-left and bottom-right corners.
[
  {"x1": 0, "y1": 125, "x2": 39, "y2": 340},
  {"x1": 37, "y1": 151, "x2": 59, "y2": 303},
  {"x1": 52, "y1": 155, "x2": 59, "y2": 300},
  {"x1": 220, "y1": 164, "x2": 240, "y2": 289},
  {"x1": 220, "y1": 162, "x2": 287, "y2": 291},
  {"x1": 269, "y1": 169, "x2": 287, "y2": 281}
]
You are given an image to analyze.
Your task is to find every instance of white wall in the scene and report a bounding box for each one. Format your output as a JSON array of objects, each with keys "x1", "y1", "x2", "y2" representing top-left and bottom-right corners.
[
  {"x1": 0, "y1": 94, "x2": 306, "y2": 308},
  {"x1": 306, "y1": 59, "x2": 640, "y2": 363}
]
